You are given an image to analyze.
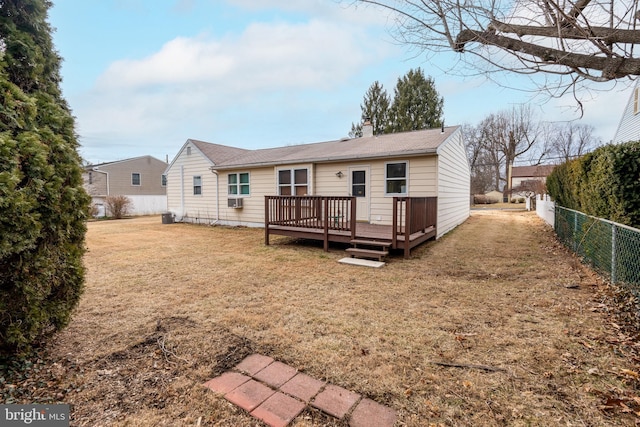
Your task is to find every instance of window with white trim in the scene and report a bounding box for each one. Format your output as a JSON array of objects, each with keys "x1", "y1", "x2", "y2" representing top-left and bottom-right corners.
[
  {"x1": 385, "y1": 162, "x2": 407, "y2": 195},
  {"x1": 228, "y1": 172, "x2": 250, "y2": 196},
  {"x1": 193, "y1": 176, "x2": 202, "y2": 195},
  {"x1": 278, "y1": 168, "x2": 308, "y2": 195},
  {"x1": 131, "y1": 173, "x2": 141, "y2": 186}
]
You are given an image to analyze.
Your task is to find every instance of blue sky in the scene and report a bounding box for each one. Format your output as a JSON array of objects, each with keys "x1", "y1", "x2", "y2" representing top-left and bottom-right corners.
[{"x1": 48, "y1": 0, "x2": 633, "y2": 164}]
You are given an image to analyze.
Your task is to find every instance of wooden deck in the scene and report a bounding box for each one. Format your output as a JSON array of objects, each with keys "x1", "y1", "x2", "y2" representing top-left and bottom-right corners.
[{"x1": 264, "y1": 196, "x2": 437, "y2": 259}]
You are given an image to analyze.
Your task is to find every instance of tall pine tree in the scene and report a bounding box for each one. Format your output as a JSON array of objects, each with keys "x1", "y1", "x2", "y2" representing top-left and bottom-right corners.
[
  {"x1": 0, "y1": 0, "x2": 90, "y2": 353},
  {"x1": 349, "y1": 81, "x2": 390, "y2": 137},
  {"x1": 386, "y1": 68, "x2": 443, "y2": 133},
  {"x1": 350, "y1": 68, "x2": 444, "y2": 137}
]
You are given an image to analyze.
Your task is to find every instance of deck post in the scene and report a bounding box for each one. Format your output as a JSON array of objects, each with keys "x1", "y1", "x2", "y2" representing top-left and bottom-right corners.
[
  {"x1": 323, "y1": 197, "x2": 329, "y2": 251},
  {"x1": 264, "y1": 196, "x2": 270, "y2": 246},
  {"x1": 404, "y1": 197, "x2": 411, "y2": 259},
  {"x1": 392, "y1": 197, "x2": 398, "y2": 249},
  {"x1": 350, "y1": 197, "x2": 356, "y2": 241}
]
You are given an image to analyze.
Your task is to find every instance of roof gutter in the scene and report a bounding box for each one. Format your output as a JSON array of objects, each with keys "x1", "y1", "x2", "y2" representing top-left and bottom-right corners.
[{"x1": 208, "y1": 149, "x2": 439, "y2": 171}]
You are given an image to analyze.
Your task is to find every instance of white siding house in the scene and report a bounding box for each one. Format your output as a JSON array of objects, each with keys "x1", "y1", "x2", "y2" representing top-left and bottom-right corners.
[
  {"x1": 165, "y1": 125, "x2": 470, "y2": 238},
  {"x1": 613, "y1": 82, "x2": 640, "y2": 144}
]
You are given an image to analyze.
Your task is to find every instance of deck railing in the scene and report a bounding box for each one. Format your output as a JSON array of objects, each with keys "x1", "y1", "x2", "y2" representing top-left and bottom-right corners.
[
  {"x1": 392, "y1": 197, "x2": 437, "y2": 256},
  {"x1": 265, "y1": 195, "x2": 356, "y2": 249}
]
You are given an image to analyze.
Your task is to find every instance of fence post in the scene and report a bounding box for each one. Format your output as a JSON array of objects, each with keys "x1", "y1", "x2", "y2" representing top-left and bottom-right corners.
[
  {"x1": 611, "y1": 223, "x2": 617, "y2": 284},
  {"x1": 573, "y1": 210, "x2": 578, "y2": 252}
]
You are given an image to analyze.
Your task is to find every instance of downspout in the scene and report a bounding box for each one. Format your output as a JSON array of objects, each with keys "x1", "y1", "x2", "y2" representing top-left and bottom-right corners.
[
  {"x1": 180, "y1": 165, "x2": 185, "y2": 220},
  {"x1": 210, "y1": 167, "x2": 220, "y2": 225}
]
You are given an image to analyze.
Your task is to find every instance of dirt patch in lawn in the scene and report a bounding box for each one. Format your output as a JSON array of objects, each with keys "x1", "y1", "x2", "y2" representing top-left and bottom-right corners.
[{"x1": 3, "y1": 211, "x2": 640, "y2": 426}]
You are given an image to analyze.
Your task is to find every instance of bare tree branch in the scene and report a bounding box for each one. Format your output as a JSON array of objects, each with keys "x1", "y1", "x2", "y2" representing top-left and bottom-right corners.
[
  {"x1": 350, "y1": 0, "x2": 640, "y2": 96},
  {"x1": 454, "y1": 29, "x2": 640, "y2": 80}
]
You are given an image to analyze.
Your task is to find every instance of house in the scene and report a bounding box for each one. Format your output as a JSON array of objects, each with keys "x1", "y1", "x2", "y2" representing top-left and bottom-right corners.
[
  {"x1": 83, "y1": 155, "x2": 168, "y2": 216},
  {"x1": 165, "y1": 124, "x2": 470, "y2": 254},
  {"x1": 509, "y1": 165, "x2": 556, "y2": 199},
  {"x1": 612, "y1": 82, "x2": 640, "y2": 144}
]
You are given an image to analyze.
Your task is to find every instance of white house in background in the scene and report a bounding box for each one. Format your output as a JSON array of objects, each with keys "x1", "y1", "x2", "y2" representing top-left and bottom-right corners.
[
  {"x1": 83, "y1": 155, "x2": 168, "y2": 216},
  {"x1": 612, "y1": 81, "x2": 640, "y2": 144},
  {"x1": 164, "y1": 125, "x2": 470, "y2": 239},
  {"x1": 510, "y1": 165, "x2": 556, "y2": 194}
]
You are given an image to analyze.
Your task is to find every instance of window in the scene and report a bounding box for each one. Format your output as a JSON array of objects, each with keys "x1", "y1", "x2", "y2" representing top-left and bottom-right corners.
[
  {"x1": 88, "y1": 172, "x2": 93, "y2": 185},
  {"x1": 352, "y1": 170, "x2": 365, "y2": 197},
  {"x1": 132, "y1": 173, "x2": 141, "y2": 186},
  {"x1": 193, "y1": 176, "x2": 202, "y2": 195},
  {"x1": 385, "y1": 162, "x2": 407, "y2": 194},
  {"x1": 278, "y1": 168, "x2": 308, "y2": 195},
  {"x1": 634, "y1": 87, "x2": 639, "y2": 115},
  {"x1": 161, "y1": 174, "x2": 167, "y2": 187},
  {"x1": 186, "y1": 146, "x2": 192, "y2": 155},
  {"x1": 228, "y1": 172, "x2": 250, "y2": 195}
]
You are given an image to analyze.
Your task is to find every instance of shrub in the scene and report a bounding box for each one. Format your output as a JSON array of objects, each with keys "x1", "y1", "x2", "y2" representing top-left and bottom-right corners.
[
  {"x1": 474, "y1": 195, "x2": 488, "y2": 204},
  {"x1": 0, "y1": 0, "x2": 90, "y2": 354},
  {"x1": 547, "y1": 141, "x2": 640, "y2": 228},
  {"x1": 105, "y1": 195, "x2": 132, "y2": 219}
]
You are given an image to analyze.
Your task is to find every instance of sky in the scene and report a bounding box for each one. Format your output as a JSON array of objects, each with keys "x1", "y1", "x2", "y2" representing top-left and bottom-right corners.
[{"x1": 47, "y1": 0, "x2": 634, "y2": 165}]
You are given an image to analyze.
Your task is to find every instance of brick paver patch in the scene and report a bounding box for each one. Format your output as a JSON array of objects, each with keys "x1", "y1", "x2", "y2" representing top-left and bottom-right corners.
[
  {"x1": 279, "y1": 372, "x2": 325, "y2": 402},
  {"x1": 253, "y1": 361, "x2": 298, "y2": 388},
  {"x1": 235, "y1": 354, "x2": 274, "y2": 376},
  {"x1": 203, "y1": 354, "x2": 396, "y2": 426},
  {"x1": 349, "y1": 398, "x2": 397, "y2": 427},
  {"x1": 251, "y1": 391, "x2": 306, "y2": 427},
  {"x1": 311, "y1": 384, "x2": 361, "y2": 419},
  {"x1": 224, "y1": 379, "x2": 275, "y2": 412},
  {"x1": 203, "y1": 372, "x2": 250, "y2": 395}
]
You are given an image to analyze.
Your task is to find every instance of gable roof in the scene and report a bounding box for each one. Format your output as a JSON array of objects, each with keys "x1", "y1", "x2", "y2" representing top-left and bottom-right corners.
[
  {"x1": 86, "y1": 155, "x2": 166, "y2": 170},
  {"x1": 193, "y1": 126, "x2": 460, "y2": 171},
  {"x1": 511, "y1": 165, "x2": 555, "y2": 178},
  {"x1": 190, "y1": 139, "x2": 250, "y2": 165}
]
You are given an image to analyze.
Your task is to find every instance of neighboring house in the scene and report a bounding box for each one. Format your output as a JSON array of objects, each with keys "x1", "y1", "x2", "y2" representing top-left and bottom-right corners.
[
  {"x1": 612, "y1": 81, "x2": 640, "y2": 144},
  {"x1": 509, "y1": 165, "x2": 556, "y2": 198},
  {"x1": 165, "y1": 125, "x2": 470, "y2": 240},
  {"x1": 83, "y1": 155, "x2": 168, "y2": 216}
]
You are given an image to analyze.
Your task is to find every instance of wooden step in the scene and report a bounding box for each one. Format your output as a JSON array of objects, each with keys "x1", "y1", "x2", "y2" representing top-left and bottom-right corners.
[
  {"x1": 345, "y1": 247, "x2": 389, "y2": 261},
  {"x1": 349, "y1": 239, "x2": 391, "y2": 248}
]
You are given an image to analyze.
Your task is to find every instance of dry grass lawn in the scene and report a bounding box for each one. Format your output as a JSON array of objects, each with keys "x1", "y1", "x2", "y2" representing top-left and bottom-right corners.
[{"x1": 8, "y1": 210, "x2": 640, "y2": 426}]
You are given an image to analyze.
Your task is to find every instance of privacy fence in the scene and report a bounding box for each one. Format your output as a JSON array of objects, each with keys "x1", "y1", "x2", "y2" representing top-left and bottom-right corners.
[{"x1": 555, "y1": 206, "x2": 640, "y2": 293}]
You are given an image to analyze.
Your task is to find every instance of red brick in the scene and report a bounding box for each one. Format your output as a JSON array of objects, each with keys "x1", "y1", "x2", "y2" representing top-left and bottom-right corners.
[
  {"x1": 224, "y1": 379, "x2": 275, "y2": 412},
  {"x1": 349, "y1": 398, "x2": 397, "y2": 427},
  {"x1": 253, "y1": 361, "x2": 298, "y2": 388},
  {"x1": 280, "y1": 373, "x2": 325, "y2": 402},
  {"x1": 250, "y1": 391, "x2": 306, "y2": 427},
  {"x1": 203, "y1": 372, "x2": 251, "y2": 395},
  {"x1": 311, "y1": 384, "x2": 360, "y2": 419},
  {"x1": 235, "y1": 354, "x2": 274, "y2": 376}
]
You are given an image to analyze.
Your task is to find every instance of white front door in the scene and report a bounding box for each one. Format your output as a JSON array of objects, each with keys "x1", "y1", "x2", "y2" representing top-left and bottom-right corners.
[{"x1": 349, "y1": 166, "x2": 370, "y2": 222}]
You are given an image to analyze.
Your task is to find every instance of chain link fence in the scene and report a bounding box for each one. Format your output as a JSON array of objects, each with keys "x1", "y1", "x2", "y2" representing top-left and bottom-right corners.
[{"x1": 555, "y1": 206, "x2": 640, "y2": 291}]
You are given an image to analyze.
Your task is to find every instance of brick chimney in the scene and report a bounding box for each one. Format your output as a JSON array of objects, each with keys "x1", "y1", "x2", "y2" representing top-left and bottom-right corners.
[{"x1": 362, "y1": 117, "x2": 373, "y2": 138}]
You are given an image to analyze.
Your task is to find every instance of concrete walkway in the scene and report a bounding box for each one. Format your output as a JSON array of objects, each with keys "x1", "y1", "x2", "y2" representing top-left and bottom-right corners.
[{"x1": 204, "y1": 354, "x2": 397, "y2": 427}]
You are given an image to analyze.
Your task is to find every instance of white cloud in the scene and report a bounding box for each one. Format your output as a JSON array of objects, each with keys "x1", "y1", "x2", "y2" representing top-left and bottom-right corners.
[
  {"x1": 76, "y1": 12, "x2": 395, "y2": 160},
  {"x1": 97, "y1": 36, "x2": 235, "y2": 89}
]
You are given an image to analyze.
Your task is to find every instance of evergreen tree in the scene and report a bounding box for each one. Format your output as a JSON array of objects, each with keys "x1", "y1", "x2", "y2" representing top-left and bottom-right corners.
[
  {"x1": 386, "y1": 68, "x2": 443, "y2": 133},
  {"x1": 0, "y1": 0, "x2": 90, "y2": 353},
  {"x1": 349, "y1": 81, "x2": 390, "y2": 137}
]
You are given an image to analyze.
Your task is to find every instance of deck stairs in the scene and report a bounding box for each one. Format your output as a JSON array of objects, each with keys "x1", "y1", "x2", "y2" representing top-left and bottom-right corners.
[{"x1": 345, "y1": 239, "x2": 392, "y2": 261}]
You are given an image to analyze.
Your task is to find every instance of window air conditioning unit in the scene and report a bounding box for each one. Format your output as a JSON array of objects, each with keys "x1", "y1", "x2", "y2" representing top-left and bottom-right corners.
[{"x1": 228, "y1": 198, "x2": 243, "y2": 208}]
